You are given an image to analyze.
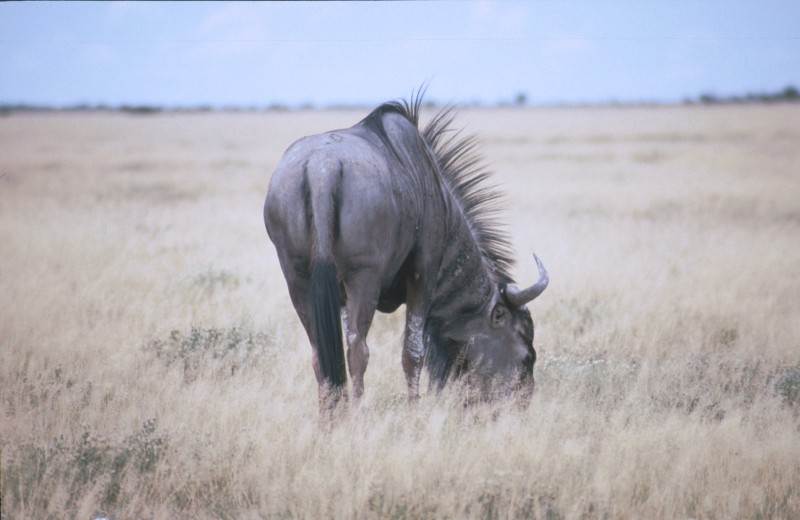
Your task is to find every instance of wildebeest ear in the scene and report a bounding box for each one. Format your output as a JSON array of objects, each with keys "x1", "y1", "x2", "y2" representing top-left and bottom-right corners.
[{"x1": 491, "y1": 303, "x2": 510, "y2": 328}]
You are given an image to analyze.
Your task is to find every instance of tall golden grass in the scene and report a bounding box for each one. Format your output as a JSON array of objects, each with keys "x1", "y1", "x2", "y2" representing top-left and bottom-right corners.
[{"x1": 1, "y1": 106, "x2": 799, "y2": 518}]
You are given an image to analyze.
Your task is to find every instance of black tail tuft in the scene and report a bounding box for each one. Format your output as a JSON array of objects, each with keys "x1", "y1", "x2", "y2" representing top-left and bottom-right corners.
[{"x1": 310, "y1": 260, "x2": 347, "y2": 389}]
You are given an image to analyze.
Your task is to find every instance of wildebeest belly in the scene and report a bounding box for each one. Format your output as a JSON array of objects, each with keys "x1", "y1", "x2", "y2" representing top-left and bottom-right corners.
[
  {"x1": 377, "y1": 274, "x2": 406, "y2": 313},
  {"x1": 376, "y1": 252, "x2": 416, "y2": 313}
]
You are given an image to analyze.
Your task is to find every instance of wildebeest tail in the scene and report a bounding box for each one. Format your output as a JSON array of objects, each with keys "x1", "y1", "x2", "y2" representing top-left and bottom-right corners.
[
  {"x1": 310, "y1": 260, "x2": 347, "y2": 389},
  {"x1": 304, "y1": 154, "x2": 346, "y2": 391}
]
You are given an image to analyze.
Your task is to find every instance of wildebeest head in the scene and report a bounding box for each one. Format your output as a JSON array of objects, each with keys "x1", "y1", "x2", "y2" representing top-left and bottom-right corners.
[{"x1": 440, "y1": 255, "x2": 549, "y2": 396}]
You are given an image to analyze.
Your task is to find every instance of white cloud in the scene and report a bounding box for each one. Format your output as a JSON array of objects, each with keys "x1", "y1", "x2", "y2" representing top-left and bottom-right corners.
[
  {"x1": 467, "y1": 0, "x2": 532, "y2": 40},
  {"x1": 543, "y1": 37, "x2": 594, "y2": 55},
  {"x1": 80, "y1": 44, "x2": 117, "y2": 66},
  {"x1": 104, "y1": 2, "x2": 161, "y2": 26},
  {"x1": 192, "y1": 3, "x2": 271, "y2": 58}
]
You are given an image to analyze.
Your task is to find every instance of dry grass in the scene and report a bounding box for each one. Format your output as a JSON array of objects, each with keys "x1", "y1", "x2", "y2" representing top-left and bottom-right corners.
[{"x1": 1, "y1": 106, "x2": 799, "y2": 519}]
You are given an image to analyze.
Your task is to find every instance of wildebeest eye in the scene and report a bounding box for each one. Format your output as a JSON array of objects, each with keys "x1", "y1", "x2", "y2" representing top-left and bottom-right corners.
[
  {"x1": 518, "y1": 318, "x2": 533, "y2": 343},
  {"x1": 491, "y1": 303, "x2": 509, "y2": 328}
]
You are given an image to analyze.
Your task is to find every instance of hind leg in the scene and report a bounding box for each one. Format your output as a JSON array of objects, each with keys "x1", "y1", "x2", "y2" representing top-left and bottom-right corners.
[
  {"x1": 275, "y1": 257, "x2": 344, "y2": 413},
  {"x1": 293, "y1": 295, "x2": 346, "y2": 414},
  {"x1": 342, "y1": 272, "x2": 380, "y2": 401},
  {"x1": 284, "y1": 278, "x2": 327, "y2": 391}
]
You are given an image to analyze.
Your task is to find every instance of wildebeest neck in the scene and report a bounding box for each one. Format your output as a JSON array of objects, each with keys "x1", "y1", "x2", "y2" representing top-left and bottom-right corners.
[{"x1": 429, "y1": 206, "x2": 494, "y2": 321}]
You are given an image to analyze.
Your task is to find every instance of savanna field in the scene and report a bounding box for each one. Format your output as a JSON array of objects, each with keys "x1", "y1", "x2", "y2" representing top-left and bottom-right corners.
[{"x1": 1, "y1": 105, "x2": 799, "y2": 518}]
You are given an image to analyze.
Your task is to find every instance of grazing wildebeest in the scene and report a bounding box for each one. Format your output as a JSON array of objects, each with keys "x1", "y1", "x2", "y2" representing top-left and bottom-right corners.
[{"x1": 264, "y1": 93, "x2": 548, "y2": 410}]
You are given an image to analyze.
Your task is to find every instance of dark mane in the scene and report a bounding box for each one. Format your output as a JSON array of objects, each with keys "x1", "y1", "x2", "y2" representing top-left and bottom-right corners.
[{"x1": 361, "y1": 92, "x2": 516, "y2": 284}]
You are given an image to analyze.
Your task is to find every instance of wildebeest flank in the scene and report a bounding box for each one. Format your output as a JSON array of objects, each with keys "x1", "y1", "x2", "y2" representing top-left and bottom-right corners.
[{"x1": 264, "y1": 93, "x2": 548, "y2": 411}]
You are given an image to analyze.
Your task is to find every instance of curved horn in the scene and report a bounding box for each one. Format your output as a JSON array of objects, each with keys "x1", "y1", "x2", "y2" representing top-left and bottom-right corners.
[{"x1": 505, "y1": 254, "x2": 549, "y2": 307}]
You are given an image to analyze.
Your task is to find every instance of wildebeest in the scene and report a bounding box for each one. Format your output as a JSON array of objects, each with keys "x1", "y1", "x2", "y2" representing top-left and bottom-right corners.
[{"x1": 264, "y1": 93, "x2": 548, "y2": 410}]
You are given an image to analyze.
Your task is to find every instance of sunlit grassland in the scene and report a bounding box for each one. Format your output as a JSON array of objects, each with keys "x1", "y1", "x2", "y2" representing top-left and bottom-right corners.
[{"x1": 1, "y1": 106, "x2": 799, "y2": 518}]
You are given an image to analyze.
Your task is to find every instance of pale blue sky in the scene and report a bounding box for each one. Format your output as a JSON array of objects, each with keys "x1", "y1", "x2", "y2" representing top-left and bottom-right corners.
[{"x1": 1, "y1": 1, "x2": 798, "y2": 107}]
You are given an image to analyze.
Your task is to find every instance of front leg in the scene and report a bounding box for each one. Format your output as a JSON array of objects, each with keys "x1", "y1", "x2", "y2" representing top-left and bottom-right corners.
[{"x1": 402, "y1": 312, "x2": 426, "y2": 400}]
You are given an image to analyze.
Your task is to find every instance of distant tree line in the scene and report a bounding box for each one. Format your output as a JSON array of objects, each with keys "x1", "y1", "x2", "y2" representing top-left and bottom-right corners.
[
  {"x1": 0, "y1": 103, "x2": 186, "y2": 115},
  {"x1": 0, "y1": 102, "x2": 313, "y2": 115},
  {"x1": 690, "y1": 85, "x2": 798, "y2": 105},
  {"x1": 2, "y1": 86, "x2": 797, "y2": 115}
]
